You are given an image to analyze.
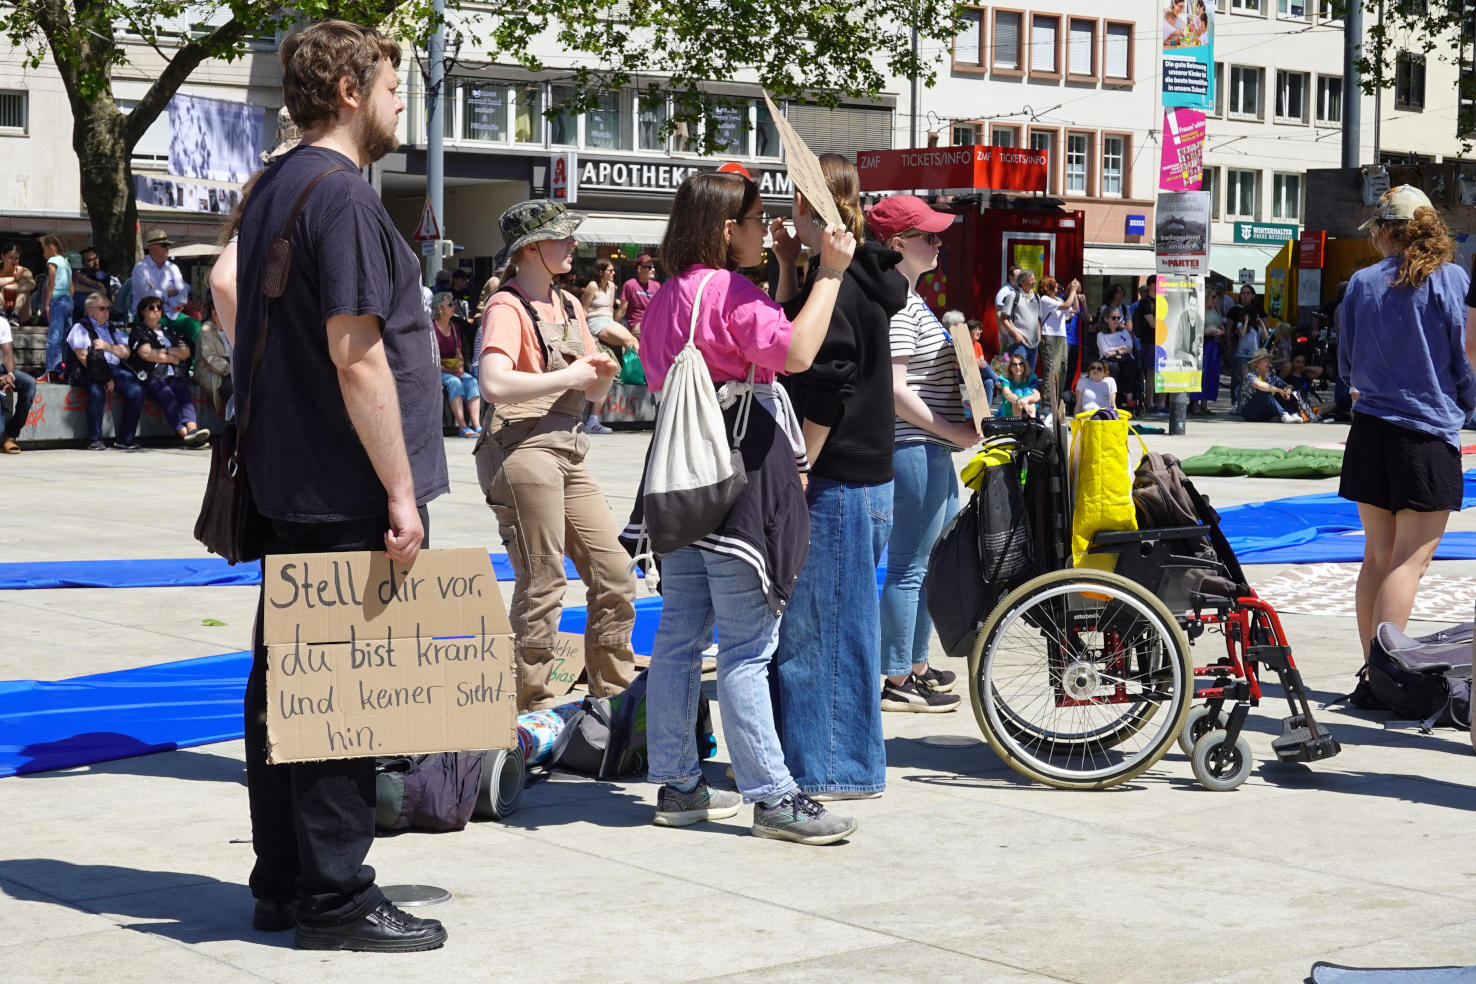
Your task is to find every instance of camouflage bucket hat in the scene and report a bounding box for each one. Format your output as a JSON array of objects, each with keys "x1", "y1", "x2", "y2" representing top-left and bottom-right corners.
[{"x1": 494, "y1": 199, "x2": 583, "y2": 269}]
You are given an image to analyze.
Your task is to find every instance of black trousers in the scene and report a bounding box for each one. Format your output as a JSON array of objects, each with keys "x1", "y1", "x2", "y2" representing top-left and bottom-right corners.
[{"x1": 244, "y1": 506, "x2": 429, "y2": 924}]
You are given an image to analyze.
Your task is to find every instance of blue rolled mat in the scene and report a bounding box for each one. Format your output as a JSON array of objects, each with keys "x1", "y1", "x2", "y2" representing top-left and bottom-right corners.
[
  {"x1": 0, "y1": 552, "x2": 579, "y2": 590},
  {"x1": 0, "y1": 596, "x2": 666, "y2": 778}
]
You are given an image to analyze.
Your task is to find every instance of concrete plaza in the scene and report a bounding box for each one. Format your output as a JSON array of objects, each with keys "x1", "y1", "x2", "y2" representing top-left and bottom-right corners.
[{"x1": 2, "y1": 414, "x2": 1475, "y2": 984}]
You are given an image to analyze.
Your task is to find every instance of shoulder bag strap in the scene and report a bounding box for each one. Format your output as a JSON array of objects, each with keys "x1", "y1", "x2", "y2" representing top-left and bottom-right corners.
[
  {"x1": 493, "y1": 282, "x2": 553, "y2": 369},
  {"x1": 237, "y1": 164, "x2": 349, "y2": 441}
]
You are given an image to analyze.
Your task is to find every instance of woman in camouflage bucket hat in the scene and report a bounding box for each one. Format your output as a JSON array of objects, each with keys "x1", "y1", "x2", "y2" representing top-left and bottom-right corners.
[{"x1": 474, "y1": 198, "x2": 636, "y2": 712}]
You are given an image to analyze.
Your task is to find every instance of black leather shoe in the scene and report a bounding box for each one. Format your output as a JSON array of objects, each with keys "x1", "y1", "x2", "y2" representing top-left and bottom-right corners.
[
  {"x1": 294, "y1": 900, "x2": 447, "y2": 952},
  {"x1": 252, "y1": 897, "x2": 297, "y2": 932}
]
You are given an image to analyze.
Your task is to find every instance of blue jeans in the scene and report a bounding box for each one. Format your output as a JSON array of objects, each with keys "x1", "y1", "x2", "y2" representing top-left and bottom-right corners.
[
  {"x1": 1, "y1": 369, "x2": 36, "y2": 439},
  {"x1": 144, "y1": 374, "x2": 196, "y2": 430},
  {"x1": 84, "y1": 366, "x2": 144, "y2": 442},
  {"x1": 773, "y1": 478, "x2": 893, "y2": 794},
  {"x1": 440, "y1": 369, "x2": 478, "y2": 404},
  {"x1": 881, "y1": 441, "x2": 960, "y2": 677},
  {"x1": 647, "y1": 546, "x2": 797, "y2": 804},
  {"x1": 46, "y1": 295, "x2": 73, "y2": 373}
]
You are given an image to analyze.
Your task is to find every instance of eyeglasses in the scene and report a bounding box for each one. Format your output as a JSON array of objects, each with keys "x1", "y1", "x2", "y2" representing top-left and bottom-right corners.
[
  {"x1": 94, "y1": 305, "x2": 111, "y2": 312},
  {"x1": 637, "y1": 263, "x2": 654, "y2": 269},
  {"x1": 897, "y1": 231, "x2": 943, "y2": 246},
  {"x1": 733, "y1": 213, "x2": 769, "y2": 226},
  {"x1": 1089, "y1": 365, "x2": 1106, "y2": 372},
  {"x1": 1105, "y1": 315, "x2": 1121, "y2": 322}
]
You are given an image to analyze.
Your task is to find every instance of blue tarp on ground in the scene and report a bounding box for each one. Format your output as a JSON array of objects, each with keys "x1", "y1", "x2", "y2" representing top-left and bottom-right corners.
[
  {"x1": 0, "y1": 553, "x2": 578, "y2": 590},
  {"x1": 0, "y1": 596, "x2": 669, "y2": 778}
]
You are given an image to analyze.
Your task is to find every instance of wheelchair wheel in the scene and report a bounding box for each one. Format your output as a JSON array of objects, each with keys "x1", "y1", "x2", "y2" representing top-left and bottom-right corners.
[
  {"x1": 970, "y1": 568, "x2": 1193, "y2": 790},
  {"x1": 1189, "y1": 729, "x2": 1254, "y2": 791},
  {"x1": 1176, "y1": 705, "x2": 1221, "y2": 757}
]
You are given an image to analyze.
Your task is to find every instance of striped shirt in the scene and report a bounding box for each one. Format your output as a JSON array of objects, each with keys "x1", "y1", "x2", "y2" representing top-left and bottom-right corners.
[{"x1": 891, "y1": 292, "x2": 965, "y2": 449}]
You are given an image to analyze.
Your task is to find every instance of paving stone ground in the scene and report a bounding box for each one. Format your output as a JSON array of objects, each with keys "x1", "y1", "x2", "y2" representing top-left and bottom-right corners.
[{"x1": 3, "y1": 411, "x2": 1475, "y2": 984}]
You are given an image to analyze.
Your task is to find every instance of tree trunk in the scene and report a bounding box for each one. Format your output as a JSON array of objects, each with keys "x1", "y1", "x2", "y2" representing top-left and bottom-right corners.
[{"x1": 71, "y1": 96, "x2": 137, "y2": 281}]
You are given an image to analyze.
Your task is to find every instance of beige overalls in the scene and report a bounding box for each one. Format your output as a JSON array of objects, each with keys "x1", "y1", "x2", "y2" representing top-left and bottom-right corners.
[{"x1": 474, "y1": 287, "x2": 638, "y2": 711}]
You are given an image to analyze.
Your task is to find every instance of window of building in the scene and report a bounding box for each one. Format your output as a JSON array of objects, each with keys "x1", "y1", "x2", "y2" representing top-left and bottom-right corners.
[
  {"x1": 1275, "y1": 70, "x2": 1309, "y2": 122},
  {"x1": 1212, "y1": 63, "x2": 1225, "y2": 117},
  {"x1": 1227, "y1": 168, "x2": 1259, "y2": 219},
  {"x1": 953, "y1": 123, "x2": 979, "y2": 145},
  {"x1": 1066, "y1": 131, "x2": 1090, "y2": 195},
  {"x1": 1104, "y1": 22, "x2": 1133, "y2": 81},
  {"x1": 117, "y1": 99, "x2": 171, "y2": 163},
  {"x1": 1029, "y1": 128, "x2": 1057, "y2": 192},
  {"x1": 1030, "y1": 14, "x2": 1061, "y2": 77},
  {"x1": 1067, "y1": 18, "x2": 1098, "y2": 79},
  {"x1": 1317, "y1": 0, "x2": 1344, "y2": 20},
  {"x1": 1203, "y1": 166, "x2": 1221, "y2": 220},
  {"x1": 1316, "y1": 75, "x2": 1342, "y2": 123},
  {"x1": 1229, "y1": 65, "x2": 1263, "y2": 118},
  {"x1": 513, "y1": 86, "x2": 543, "y2": 144},
  {"x1": 549, "y1": 85, "x2": 579, "y2": 146},
  {"x1": 709, "y1": 100, "x2": 749, "y2": 155},
  {"x1": 991, "y1": 125, "x2": 1019, "y2": 147},
  {"x1": 1101, "y1": 134, "x2": 1126, "y2": 197},
  {"x1": 755, "y1": 100, "x2": 780, "y2": 158},
  {"x1": 1231, "y1": 0, "x2": 1263, "y2": 11},
  {"x1": 1395, "y1": 52, "x2": 1426, "y2": 111},
  {"x1": 0, "y1": 90, "x2": 27, "y2": 133},
  {"x1": 1277, "y1": 0, "x2": 1308, "y2": 17},
  {"x1": 1273, "y1": 172, "x2": 1302, "y2": 220},
  {"x1": 954, "y1": 6, "x2": 986, "y2": 70},
  {"x1": 993, "y1": 10, "x2": 1024, "y2": 73},
  {"x1": 585, "y1": 90, "x2": 630, "y2": 150},
  {"x1": 460, "y1": 81, "x2": 506, "y2": 142},
  {"x1": 786, "y1": 101, "x2": 894, "y2": 156},
  {"x1": 638, "y1": 91, "x2": 668, "y2": 151}
]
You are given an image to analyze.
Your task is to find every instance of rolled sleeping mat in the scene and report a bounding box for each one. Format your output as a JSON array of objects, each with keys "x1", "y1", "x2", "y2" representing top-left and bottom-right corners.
[
  {"x1": 473, "y1": 748, "x2": 525, "y2": 821},
  {"x1": 516, "y1": 702, "x2": 582, "y2": 766}
]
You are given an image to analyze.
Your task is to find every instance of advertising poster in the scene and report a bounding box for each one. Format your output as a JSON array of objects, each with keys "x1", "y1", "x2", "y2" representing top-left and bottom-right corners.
[
  {"x1": 1160, "y1": 108, "x2": 1205, "y2": 192},
  {"x1": 168, "y1": 93, "x2": 264, "y2": 185},
  {"x1": 134, "y1": 174, "x2": 239, "y2": 214},
  {"x1": 1162, "y1": 1, "x2": 1215, "y2": 111},
  {"x1": 1155, "y1": 191, "x2": 1211, "y2": 277},
  {"x1": 1154, "y1": 276, "x2": 1205, "y2": 393}
]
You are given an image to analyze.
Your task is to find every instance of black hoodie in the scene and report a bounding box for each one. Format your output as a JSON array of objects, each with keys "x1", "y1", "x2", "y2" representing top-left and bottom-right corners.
[{"x1": 783, "y1": 240, "x2": 908, "y2": 484}]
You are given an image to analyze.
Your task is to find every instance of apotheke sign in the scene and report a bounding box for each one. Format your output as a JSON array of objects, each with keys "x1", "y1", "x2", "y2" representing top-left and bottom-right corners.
[{"x1": 572, "y1": 156, "x2": 796, "y2": 200}]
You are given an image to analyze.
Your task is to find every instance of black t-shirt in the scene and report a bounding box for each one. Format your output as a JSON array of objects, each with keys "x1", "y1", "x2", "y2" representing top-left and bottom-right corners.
[
  {"x1": 1467, "y1": 255, "x2": 1476, "y2": 308},
  {"x1": 233, "y1": 146, "x2": 448, "y2": 522}
]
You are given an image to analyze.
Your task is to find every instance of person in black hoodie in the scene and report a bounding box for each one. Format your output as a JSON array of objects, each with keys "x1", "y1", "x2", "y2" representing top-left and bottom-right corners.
[{"x1": 770, "y1": 154, "x2": 908, "y2": 800}]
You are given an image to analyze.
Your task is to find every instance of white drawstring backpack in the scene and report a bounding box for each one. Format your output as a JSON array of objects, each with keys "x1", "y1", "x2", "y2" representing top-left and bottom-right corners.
[{"x1": 632, "y1": 269, "x2": 752, "y2": 563}]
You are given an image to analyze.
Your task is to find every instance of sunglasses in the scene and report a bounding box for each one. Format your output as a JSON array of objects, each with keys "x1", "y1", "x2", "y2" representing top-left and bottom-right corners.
[
  {"x1": 1089, "y1": 365, "x2": 1106, "y2": 372},
  {"x1": 897, "y1": 231, "x2": 943, "y2": 246},
  {"x1": 733, "y1": 213, "x2": 769, "y2": 226},
  {"x1": 637, "y1": 263, "x2": 654, "y2": 269},
  {"x1": 1106, "y1": 315, "x2": 1121, "y2": 322},
  {"x1": 140, "y1": 303, "x2": 161, "y2": 311}
]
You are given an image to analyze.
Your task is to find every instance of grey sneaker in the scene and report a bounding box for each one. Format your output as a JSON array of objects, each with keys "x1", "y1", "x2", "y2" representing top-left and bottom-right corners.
[
  {"x1": 653, "y1": 778, "x2": 741, "y2": 827},
  {"x1": 881, "y1": 674, "x2": 961, "y2": 713},
  {"x1": 916, "y1": 664, "x2": 957, "y2": 693},
  {"x1": 752, "y1": 792, "x2": 857, "y2": 845}
]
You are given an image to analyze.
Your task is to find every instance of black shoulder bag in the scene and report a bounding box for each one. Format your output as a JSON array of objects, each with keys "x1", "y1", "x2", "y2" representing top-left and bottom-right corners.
[{"x1": 193, "y1": 165, "x2": 347, "y2": 564}]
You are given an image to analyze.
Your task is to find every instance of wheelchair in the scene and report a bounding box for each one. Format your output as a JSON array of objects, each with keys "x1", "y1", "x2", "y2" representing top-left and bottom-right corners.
[{"x1": 963, "y1": 416, "x2": 1341, "y2": 791}]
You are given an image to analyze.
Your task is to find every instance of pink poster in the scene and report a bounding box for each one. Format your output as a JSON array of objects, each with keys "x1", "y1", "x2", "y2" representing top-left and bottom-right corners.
[{"x1": 1160, "y1": 108, "x2": 1205, "y2": 192}]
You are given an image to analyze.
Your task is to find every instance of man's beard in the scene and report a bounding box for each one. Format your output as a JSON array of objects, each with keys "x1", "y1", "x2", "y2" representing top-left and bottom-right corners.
[{"x1": 356, "y1": 110, "x2": 399, "y2": 163}]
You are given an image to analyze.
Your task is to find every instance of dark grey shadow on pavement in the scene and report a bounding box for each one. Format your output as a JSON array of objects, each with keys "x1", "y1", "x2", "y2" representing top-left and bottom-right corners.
[
  {"x1": 13, "y1": 745, "x2": 247, "y2": 785},
  {"x1": 1, "y1": 859, "x2": 291, "y2": 947}
]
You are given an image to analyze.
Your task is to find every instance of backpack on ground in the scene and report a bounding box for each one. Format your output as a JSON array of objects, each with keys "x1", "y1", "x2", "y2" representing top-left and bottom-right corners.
[
  {"x1": 547, "y1": 669, "x2": 715, "y2": 778},
  {"x1": 1367, "y1": 622, "x2": 1473, "y2": 731},
  {"x1": 633, "y1": 269, "x2": 750, "y2": 557},
  {"x1": 374, "y1": 751, "x2": 485, "y2": 833}
]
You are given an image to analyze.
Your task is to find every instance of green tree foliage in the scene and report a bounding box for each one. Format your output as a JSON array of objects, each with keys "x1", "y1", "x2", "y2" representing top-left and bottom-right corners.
[
  {"x1": 7, "y1": 0, "x2": 959, "y2": 271},
  {"x1": 1351, "y1": 0, "x2": 1476, "y2": 141}
]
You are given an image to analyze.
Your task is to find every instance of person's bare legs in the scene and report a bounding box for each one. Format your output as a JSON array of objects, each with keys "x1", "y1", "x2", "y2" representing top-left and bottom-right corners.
[
  {"x1": 1355, "y1": 504, "x2": 1396, "y2": 665},
  {"x1": 448, "y1": 395, "x2": 467, "y2": 430}
]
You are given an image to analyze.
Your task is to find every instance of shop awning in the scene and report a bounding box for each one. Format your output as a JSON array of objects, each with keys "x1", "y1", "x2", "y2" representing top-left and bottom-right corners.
[
  {"x1": 1209, "y1": 243, "x2": 1282, "y2": 286},
  {"x1": 575, "y1": 213, "x2": 669, "y2": 246},
  {"x1": 1083, "y1": 244, "x2": 1157, "y2": 277}
]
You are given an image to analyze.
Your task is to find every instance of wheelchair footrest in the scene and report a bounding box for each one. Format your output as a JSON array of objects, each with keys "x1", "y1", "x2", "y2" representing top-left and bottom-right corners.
[{"x1": 1272, "y1": 715, "x2": 1342, "y2": 763}]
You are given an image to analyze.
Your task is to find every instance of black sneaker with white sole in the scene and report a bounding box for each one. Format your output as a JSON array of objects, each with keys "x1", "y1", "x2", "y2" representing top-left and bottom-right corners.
[
  {"x1": 915, "y1": 664, "x2": 957, "y2": 693},
  {"x1": 881, "y1": 673, "x2": 961, "y2": 713}
]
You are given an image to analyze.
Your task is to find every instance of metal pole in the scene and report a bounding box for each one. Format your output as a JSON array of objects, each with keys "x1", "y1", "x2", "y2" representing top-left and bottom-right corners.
[
  {"x1": 425, "y1": 0, "x2": 446, "y2": 283},
  {"x1": 1372, "y1": 0, "x2": 1384, "y2": 164},
  {"x1": 1342, "y1": 0, "x2": 1363, "y2": 168},
  {"x1": 910, "y1": 26, "x2": 920, "y2": 148}
]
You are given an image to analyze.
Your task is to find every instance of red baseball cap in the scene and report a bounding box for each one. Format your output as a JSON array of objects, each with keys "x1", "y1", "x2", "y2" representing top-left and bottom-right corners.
[
  {"x1": 716, "y1": 161, "x2": 753, "y2": 179},
  {"x1": 865, "y1": 195, "x2": 953, "y2": 241},
  {"x1": 635, "y1": 253, "x2": 654, "y2": 265}
]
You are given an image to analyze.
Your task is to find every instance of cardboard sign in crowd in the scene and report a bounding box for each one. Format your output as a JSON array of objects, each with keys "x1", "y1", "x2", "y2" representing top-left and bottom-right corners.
[{"x1": 263, "y1": 548, "x2": 517, "y2": 764}]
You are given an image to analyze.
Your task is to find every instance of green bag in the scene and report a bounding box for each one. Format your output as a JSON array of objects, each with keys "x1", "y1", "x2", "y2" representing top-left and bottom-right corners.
[{"x1": 619, "y1": 347, "x2": 647, "y2": 387}]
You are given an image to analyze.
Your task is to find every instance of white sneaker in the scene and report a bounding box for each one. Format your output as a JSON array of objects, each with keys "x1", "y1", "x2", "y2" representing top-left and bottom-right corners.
[
  {"x1": 1280, "y1": 412, "x2": 1302, "y2": 424},
  {"x1": 586, "y1": 420, "x2": 614, "y2": 434}
]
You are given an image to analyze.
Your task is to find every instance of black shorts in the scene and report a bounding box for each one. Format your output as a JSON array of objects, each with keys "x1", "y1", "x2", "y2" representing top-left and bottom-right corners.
[{"x1": 1339, "y1": 412, "x2": 1463, "y2": 513}]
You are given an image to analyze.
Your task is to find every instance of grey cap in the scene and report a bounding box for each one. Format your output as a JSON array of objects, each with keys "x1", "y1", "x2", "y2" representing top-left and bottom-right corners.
[
  {"x1": 494, "y1": 199, "x2": 583, "y2": 269},
  {"x1": 261, "y1": 107, "x2": 302, "y2": 165}
]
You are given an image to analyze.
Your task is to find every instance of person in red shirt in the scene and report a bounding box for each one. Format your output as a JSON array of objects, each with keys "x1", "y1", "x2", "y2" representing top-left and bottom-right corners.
[{"x1": 615, "y1": 252, "x2": 660, "y2": 337}]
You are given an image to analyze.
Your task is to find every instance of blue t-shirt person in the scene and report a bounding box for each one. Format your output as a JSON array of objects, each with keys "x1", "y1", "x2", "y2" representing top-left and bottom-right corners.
[{"x1": 1340, "y1": 255, "x2": 1476, "y2": 447}]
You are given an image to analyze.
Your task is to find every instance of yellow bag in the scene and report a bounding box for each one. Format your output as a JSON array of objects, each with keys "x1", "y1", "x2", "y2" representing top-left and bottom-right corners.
[
  {"x1": 960, "y1": 442, "x2": 1017, "y2": 492},
  {"x1": 1069, "y1": 411, "x2": 1149, "y2": 570}
]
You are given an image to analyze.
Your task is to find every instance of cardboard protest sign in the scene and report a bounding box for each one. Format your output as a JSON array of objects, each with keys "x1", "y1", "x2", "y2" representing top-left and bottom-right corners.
[
  {"x1": 263, "y1": 547, "x2": 516, "y2": 764},
  {"x1": 762, "y1": 91, "x2": 842, "y2": 228},
  {"x1": 550, "y1": 631, "x2": 589, "y2": 695},
  {"x1": 949, "y1": 329, "x2": 993, "y2": 433}
]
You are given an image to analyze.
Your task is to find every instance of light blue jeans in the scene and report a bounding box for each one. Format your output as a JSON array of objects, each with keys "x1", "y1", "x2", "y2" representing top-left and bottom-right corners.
[
  {"x1": 774, "y1": 478, "x2": 893, "y2": 794},
  {"x1": 440, "y1": 369, "x2": 478, "y2": 404},
  {"x1": 880, "y1": 441, "x2": 961, "y2": 677},
  {"x1": 46, "y1": 294, "x2": 73, "y2": 373},
  {"x1": 646, "y1": 546, "x2": 797, "y2": 804}
]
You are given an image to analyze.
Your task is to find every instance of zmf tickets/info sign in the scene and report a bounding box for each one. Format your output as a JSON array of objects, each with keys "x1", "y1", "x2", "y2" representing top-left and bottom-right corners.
[{"x1": 263, "y1": 548, "x2": 516, "y2": 764}]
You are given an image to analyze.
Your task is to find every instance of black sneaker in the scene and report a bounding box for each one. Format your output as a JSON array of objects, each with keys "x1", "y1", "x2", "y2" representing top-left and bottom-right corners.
[
  {"x1": 87, "y1": 440, "x2": 106, "y2": 451},
  {"x1": 294, "y1": 900, "x2": 446, "y2": 952},
  {"x1": 653, "y1": 778, "x2": 742, "y2": 827},
  {"x1": 915, "y1": 664, "x2": 957, "y2": 693},
  {"x1": 881, "y1": 674, "x2": 960, "y2": 713},
  {"x1": 115, "y1": 440, "x2": 142, "y2": 452}
]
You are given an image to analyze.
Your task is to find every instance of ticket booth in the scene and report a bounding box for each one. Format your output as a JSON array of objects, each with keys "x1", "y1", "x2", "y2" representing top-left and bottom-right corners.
[{"x1": 857, "y1": 147, "x2": 1085, "y2": 360}]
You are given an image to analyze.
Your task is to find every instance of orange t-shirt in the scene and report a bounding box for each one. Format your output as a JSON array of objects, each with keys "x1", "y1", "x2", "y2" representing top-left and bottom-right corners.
[{"x1": 480, "y1": 288, "x2": 598, "y2": 373}]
